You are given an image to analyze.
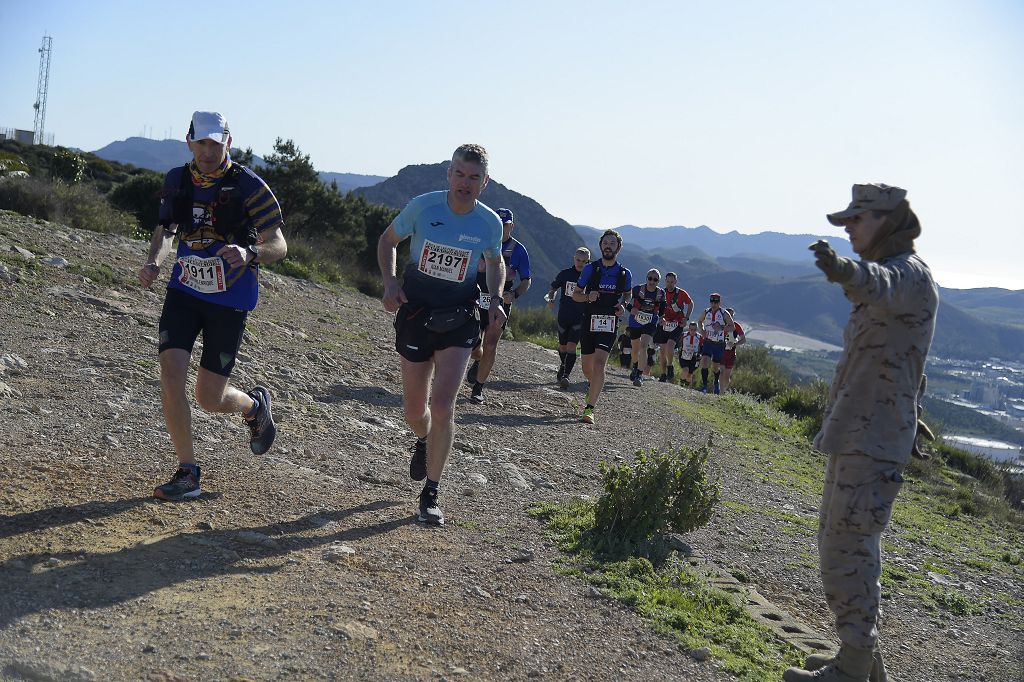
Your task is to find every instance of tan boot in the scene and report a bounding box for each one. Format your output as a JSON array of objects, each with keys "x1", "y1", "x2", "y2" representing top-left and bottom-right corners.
[
  {"x1": 803, "y1": 649, "x2": 886, "y2": 682},
  {"x1": 783, "y1": 645, "x2": 874, "y2": 682}
]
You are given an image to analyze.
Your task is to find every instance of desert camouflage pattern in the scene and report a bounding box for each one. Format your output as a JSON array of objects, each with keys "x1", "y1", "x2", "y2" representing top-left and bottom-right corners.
[
  {"x1": 818, "y1": 452, "x2": 904, "y2": 650},
  {"x1": 812, "y1": 251, "x2": 937, "y2": 651},
  {"x1": 813, "y1": 253, "x2": 938, "y2": 465}
]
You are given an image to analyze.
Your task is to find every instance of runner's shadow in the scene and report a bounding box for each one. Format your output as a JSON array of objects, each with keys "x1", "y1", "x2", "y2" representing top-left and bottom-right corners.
[
  {"x1": 0, "y1": 497, "x2": 150, "y2": 540},
  {"x1": 0, "y1": 500, "x2": 408, "y2": 629},
  {"x1": 323, "y1": 384, "x2": 403, "y2": 408}
]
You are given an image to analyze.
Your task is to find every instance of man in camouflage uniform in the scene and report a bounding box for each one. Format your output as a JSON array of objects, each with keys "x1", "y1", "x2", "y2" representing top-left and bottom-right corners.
[{"x1": 784, "y1": 184, "x2": 938, "y2": 682}]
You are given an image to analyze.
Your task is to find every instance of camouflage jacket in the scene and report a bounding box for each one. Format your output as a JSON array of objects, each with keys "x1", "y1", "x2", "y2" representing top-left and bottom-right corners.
[{"x1": 813, "y1": 252, "x2": 938, "y2": 464}]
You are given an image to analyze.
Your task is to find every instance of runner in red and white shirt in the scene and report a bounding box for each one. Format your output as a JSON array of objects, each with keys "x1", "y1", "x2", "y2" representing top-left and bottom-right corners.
[
  {"x1": 676, "y1": 320, "x2": 702, "y2": 388},
  {"x1": 654, "y1": 272, "x2": 693, "y2": 382},
  {"x1": 719, "y1": 307, "x2": 746, "y2": 392}
]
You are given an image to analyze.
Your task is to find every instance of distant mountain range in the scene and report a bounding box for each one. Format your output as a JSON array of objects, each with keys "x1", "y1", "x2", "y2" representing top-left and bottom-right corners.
[
  {"x1": 91, "y1": 138, "x2": 385, "y2": 194},
  {"x1": 357, "y1": 163, "x2": 1023, "y2": 361}
]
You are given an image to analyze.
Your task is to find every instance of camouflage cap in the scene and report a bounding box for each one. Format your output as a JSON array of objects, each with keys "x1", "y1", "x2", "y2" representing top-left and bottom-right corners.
[{"x1": 827, "y1": 183, "x2": 907, "y2": 226}]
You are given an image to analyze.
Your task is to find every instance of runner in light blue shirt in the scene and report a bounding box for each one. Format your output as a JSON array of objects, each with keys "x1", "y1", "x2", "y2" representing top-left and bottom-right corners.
[{"x1": 377, "y1": 144, "x2": 506, "y2": 528}]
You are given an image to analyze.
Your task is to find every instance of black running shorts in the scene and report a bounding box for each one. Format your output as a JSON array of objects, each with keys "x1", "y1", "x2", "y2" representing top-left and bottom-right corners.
[
  {"x1": 395, "y1": 303, "x2": 480, "y2": 363},
  {"x1": 701, "y1": 339, "x2": 726, "y2": 363},
  {"x1": 557, "y1": 320, "x2": 582, "y2": 346},
  {"x1": 679, "y1": 353, "x2": 700, "y2": 373},
  {"x1": 654, "y1": 324, "x2": 684, "y2": 345},
  {"x1": 158, "y1": 287, "x2": 248, "y2": 377},
  {"x1": 627, "y1": 323, "x2": 657, "y2": 340}
]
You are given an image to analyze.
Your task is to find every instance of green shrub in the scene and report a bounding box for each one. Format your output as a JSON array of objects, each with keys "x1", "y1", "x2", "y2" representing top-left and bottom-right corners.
[
  {"x1": 0, "y1": 152, "x2": 29, "y2": 175},
  {"x1": 594, "y1": 444, "x2": 720, "y2": 545},
  {"x1": 508, "y1": 305, "x2": 559, "y2": 349},
  {"x1": 0, "y1": 177, "x2": 58, "y2": 218},
  {"x1": 109, "y1": 172, "x2": 163, "y2": 230},
  {"x1": 51, "y1": 149, "x2": 86, "y2": 184}
]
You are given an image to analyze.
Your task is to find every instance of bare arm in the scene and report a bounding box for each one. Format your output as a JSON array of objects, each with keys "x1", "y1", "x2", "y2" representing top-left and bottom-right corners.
[
  {"x1": 485, "y1": 255, "x2": 507, "y2": 326},
  {"x1": 377, "y1": 223, "x2": 407, "y2": 312},
  {"x1": 138, "y1": 226, "x2": 176, "y2": 288},
  {"x1": 255, "y1": 226, "x2": 287, "y2": 265}
]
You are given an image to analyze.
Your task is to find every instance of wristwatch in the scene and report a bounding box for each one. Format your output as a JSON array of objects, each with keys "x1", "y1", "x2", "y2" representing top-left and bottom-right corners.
[{"x1": 245, "y1": 244, "x2": 260, "y2": 264}]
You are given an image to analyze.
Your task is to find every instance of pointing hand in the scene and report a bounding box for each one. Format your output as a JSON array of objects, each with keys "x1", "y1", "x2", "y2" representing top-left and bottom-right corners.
[{"x1": 809, "y1": 240, "x2": 855, "y2": 283}]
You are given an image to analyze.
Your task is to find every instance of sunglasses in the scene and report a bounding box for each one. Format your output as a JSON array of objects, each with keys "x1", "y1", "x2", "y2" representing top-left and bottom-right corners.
[
  {"x1": 710, "y1": 298, "x2": 720, "y2": 303},
  {"x1": 648, "y1": 276, "x2": 660, "y2": 282}
]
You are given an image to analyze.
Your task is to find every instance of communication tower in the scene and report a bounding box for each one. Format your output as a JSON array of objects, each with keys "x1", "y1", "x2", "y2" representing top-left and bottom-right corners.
[{"x1": 33, "y1": 35, "x2": 53, "y2": 146}]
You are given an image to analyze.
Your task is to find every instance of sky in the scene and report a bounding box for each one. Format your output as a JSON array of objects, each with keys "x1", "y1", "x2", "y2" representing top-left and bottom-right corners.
[{"x1": 1, "y1": 0, "x2": 1022, "y2": 290}]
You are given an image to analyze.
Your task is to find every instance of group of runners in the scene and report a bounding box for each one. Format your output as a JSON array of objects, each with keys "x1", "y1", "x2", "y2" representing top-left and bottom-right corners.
[{"x1": 138, "y1": 112, "x2": 936, "y2": 682}]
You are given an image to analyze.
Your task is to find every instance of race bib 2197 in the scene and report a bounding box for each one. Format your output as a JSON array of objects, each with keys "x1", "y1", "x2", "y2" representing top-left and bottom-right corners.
[{"x1": 418, "y1": 240, "x2": 472, "y2": 282}]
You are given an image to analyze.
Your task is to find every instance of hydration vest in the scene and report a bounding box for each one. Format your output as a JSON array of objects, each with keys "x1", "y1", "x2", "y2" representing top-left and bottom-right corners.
[
  {"x1": 585, "y1": 261, "x2": 629, "y2": 295},
  {"x1": 164, "y1": 163, "x2": 256, "y2": 247}
]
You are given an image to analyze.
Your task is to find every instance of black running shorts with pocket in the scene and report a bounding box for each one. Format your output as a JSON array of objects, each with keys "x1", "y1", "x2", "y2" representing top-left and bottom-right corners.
[
  {"x1": 158, "y1": 287, "x2": 248, "y2": 377},
  {"x1": 395, "y1": 303, "x2": 480, "y2": 363},
  {"x1": 654, "y1": 324, "x2": 684, "y2": 345}
]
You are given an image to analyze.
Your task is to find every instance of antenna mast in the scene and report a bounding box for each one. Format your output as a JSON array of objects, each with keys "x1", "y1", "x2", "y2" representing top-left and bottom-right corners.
[{"x1": 33, "y1": 35, "x2": 53, "y2": 145}]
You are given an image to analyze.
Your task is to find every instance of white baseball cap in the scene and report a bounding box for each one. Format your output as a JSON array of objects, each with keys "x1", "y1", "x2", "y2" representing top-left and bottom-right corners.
[{"x1": 187, "y1": 111, "x2": 230, "y2": 144}]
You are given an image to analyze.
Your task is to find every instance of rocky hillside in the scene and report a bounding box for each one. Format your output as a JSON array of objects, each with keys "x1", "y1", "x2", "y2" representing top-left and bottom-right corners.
[{"x1": 0, "y1": 210, "x2": 1021, "y2": 681}]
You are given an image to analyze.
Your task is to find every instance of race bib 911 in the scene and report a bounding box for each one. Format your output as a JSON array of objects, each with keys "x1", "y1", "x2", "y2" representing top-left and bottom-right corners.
[
  {"x1": 418, "y1": 240, "x2": 472, "y2": 282},
  {"x1": 590, "y1": 315, "x2": 616, "y2": 333},
  {"x1": 177, "y1": 255, "x2": 226, "y2": 294}
]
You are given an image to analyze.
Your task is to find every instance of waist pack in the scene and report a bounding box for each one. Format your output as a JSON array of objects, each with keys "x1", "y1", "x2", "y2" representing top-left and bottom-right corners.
[{"x1": 424, "y1": 305, "x2": 477, "y2": 334}]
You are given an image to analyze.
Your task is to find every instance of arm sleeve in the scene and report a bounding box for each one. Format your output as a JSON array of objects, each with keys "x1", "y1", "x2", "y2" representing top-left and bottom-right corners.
[
  {"x1": 577, "y1": 264, "x2": 594, "y2": 290},
  {"x1": 242, "y1": 173, "x2": 284, "y2": 234},
  {"x1": 393, "y1": 193, "x2": 429, "y2": 241},
  {"x1": 514, "y1": 243, "x2": 532, "y2": 279},
  {"x1": 840, "y1": 257, "x2": 929, "y2": 310}
]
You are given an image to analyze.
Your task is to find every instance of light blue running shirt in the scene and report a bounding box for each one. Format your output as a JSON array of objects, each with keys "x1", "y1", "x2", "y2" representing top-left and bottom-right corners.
[{"x1": 394, "y1": 191, "x2": 502, "y2": 308}]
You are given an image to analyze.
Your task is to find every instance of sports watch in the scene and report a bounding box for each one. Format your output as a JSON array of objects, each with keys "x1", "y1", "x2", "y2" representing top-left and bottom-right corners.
[{"x1": 245, "y1": 244, "x2": 260, "y2": 264}]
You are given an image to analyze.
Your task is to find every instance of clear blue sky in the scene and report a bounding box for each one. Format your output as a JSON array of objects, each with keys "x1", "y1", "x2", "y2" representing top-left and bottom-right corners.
[{"x1": 2, "y1": 0, "x2": 1022, "y2": 290}]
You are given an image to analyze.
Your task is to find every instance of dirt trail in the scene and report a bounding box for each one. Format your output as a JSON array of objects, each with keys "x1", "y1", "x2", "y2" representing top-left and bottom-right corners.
[{"x1": 0, "y1": 211, "x2": 1020, "y2": 681}]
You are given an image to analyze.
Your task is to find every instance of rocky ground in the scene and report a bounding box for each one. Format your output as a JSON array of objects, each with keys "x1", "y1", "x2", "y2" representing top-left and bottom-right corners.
[{"x1": 0, "y1": 210, "x2": 1021, "y2": 681}]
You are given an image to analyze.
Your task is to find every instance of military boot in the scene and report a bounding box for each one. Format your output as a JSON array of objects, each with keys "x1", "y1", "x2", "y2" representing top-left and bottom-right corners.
[
  {"x1": 802, "y1": 648, "x2": 886, "y2": 682},
  {"x1": 783, "y1": 645, "x2": 874, "y2": 682}
]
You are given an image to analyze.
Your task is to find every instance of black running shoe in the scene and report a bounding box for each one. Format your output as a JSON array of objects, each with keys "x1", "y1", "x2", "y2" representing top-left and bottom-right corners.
[
  {"x1": 409, "y1": 438, "x2": 427, "y2": 481},
  {"x1": 466, "y1": 360, "x2": 479, "y2": 385},
  {"x1": 470, "y1": 382, "x2": 484, "y2": 404},
  {"x1": 154, "y1": 465, "x2": 201, "y2": 501},
  {"x1": 245, "y1": 386, "x2": 277, "y2": 455},
  {"x1": 559, "y1": 375, "x2": 569, "y2": 390},
  {"x1": 658, "y1": 373, "x2": 668, "y2": 383},
  {"x1": 417, "y1": 487, "x2": 444, "y2": 526}
]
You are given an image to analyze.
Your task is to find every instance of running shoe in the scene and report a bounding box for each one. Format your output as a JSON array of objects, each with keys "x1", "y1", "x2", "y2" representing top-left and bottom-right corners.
[
  {"x1": 409, "y1": 438, "x2": 427, "y2": 481},
  {"x1": 245, "y1": 386, "x2": 277, "y2": 455},
  {"x1": 153, "y1": 465, "x2": 201, "y2": 501},
  {"x1": 633, "y1": 375, "x2": 643, "y2": 387},
  {"x1": 658, "y1": 373, "x2": 668, "y2": 383},
  {"x1": 466, "y1": 360, "x2": 480, "y2": 385},
  {"x1": 559, "y1": 375, "x2": 569, "y2": 390},
  {"x1": 417, "y1": 487, "x2": 444, "y2": 526},
  {"x1": 700, "y1": 385, "x2": 708, "y2": 393},
  {"x1": 470, "y1": 382, "x2": 485, "y2": 404},
  {"x1": 581, "y1": 407, "x2": 595, "y2": 425},
  {"x1": 714, "y1": 381, "x2": 721, "y2": 395}
]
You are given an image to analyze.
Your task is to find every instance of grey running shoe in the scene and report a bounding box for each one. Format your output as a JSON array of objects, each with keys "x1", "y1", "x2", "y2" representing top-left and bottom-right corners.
[
  {"x1": 154, "y1": 465, "x2": 201, "y2": 501},
  {"x1": 409, "y1": 438, "x2": 427, "y2": 481},
  {"x1": 417, "y1": 487, "x2": 444, "y2": 526},
  {"x1": 470, "y1": 382, "x2": 484, "y2": 404},
  {"x1": 245, "y1": 386, "x2": 277, "y2": 455}
]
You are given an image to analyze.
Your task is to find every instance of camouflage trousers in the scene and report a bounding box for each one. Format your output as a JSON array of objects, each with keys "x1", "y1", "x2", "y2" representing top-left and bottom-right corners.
[{"x1": 818, "y1": 453, "x2": 905, "y2": 650}]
